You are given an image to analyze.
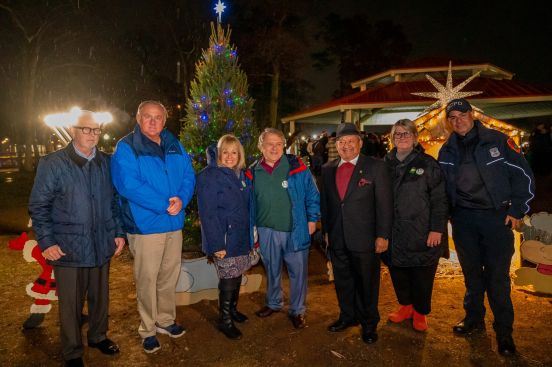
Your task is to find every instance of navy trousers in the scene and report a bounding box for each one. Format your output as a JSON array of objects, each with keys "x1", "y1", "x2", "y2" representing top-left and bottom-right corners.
[{"x1": 451, "y1": 207, "x2": 515, "y2": 337}]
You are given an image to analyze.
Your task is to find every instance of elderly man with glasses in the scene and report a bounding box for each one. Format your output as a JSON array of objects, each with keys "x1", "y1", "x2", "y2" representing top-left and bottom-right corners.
[{"x1": 29, "y1": 110, "x2": 125, "y2": 367}]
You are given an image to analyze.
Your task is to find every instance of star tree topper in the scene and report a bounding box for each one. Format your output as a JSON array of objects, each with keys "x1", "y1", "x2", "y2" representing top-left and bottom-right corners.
[
  {"x1": 411, "y1": 61, "x2": 483, "y2": 113},
  {"x1": 214, "y1": 0, "x2": 226, "y2": 23}
]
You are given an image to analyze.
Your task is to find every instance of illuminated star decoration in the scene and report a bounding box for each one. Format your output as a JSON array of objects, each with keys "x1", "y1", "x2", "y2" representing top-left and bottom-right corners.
[
  {"x1": 214, "y1": 0, "x2": 226, "y2": 23},
  {"x1": 411, "y1": 61, "x2": 483, "y2": 113}
]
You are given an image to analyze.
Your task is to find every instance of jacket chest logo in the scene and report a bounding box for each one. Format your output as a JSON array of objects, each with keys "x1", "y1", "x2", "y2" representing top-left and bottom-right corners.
[
  {"x1": 408, "y1": 167, "x2": 424, "y2": 175},
  {"x1": 282, "y1": 180, "x2": 288, "y2": 188},
  {"x1": 489, "y1": 147, "x2": 501, "y2": 158}
]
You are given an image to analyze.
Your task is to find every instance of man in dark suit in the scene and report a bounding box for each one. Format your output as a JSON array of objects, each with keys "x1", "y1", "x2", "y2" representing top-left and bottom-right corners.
[{"x1": 321, "y1": 123, "x2": 393, "y2": 344}]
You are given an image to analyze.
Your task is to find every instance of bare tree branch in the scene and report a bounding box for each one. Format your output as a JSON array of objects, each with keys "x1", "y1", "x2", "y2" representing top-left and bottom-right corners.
[{"x1": 0, "y1": 3, "x2": 33, "y2": 42}]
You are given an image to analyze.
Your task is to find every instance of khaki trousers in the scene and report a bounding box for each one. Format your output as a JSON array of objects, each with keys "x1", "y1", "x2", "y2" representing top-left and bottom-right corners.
[{"x1": 128, "y1": 230, "x2": 182, "y2": 338}]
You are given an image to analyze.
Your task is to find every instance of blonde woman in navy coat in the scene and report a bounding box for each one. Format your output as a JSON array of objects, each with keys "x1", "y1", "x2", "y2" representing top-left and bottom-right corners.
[{"x1": 196, "y1": 134, "x2": 253, "y2": 340}]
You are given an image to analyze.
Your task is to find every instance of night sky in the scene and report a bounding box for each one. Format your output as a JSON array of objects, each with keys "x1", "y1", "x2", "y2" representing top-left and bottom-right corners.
[
  {"x1": 307, "y1": 0, "x2": 552, "y2": 103},
  {"x1": 1, "y1": 0, "x2": 551, "y2": 132}
]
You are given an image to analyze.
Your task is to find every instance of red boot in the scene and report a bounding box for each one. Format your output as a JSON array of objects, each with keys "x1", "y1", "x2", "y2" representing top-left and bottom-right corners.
[
  {"x1": 388, "y1": 304, "x2": 413, "y2": 323},
  {"x1": 412, "y1": 310, "x2": 428, "y2": 332}
]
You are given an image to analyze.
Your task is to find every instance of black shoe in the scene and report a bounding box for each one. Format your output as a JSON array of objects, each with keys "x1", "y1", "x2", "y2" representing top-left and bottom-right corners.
[
  {"x1": 361, "y1": 328, "x2": 378, "y2": 344},
  {"x1": 65, "y1": 357, "x2": 84, "y2": 367},
  {"x1": 255, "y1": 306, "x2": 279, "y2": 318},
  {"x1": 497, "y1": 335, "x2": 516, "y2": 356},
  {"x1": 231, "y1": 309, "x2": 248, "y2": 323},
  {"x1": 289, "y1": 314, "x2": 306, "y2": 329},
  {"x1": 452, "y1": 319, "x2": 485, "y2": 335},
  {"x1": 327, "y1": 319, "x2": 359, "y2": 332},
  {"x1": 88, "y1": 338, "x2": 120, "y2": 355},
  {"x1": 218, "y1": 319, "x2": 242, "y2": 340}
]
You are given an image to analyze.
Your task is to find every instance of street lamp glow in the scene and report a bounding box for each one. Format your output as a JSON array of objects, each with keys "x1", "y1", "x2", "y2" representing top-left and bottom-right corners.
[
  {"x1": 44, "y1": 107, "x2": 113, "y2": 128},
  {"x1": 43, "y1": 107, "x2": 114, "y2": 147},
  {"x1": 44, "y1": 106, "x2": 82, "y2": 128},
  {"x1": 69, "y1": 106, "x2": 82, "y2": 116},
  {"x1": 94, "y1": 112, "x2": 113, "y2": 124}
]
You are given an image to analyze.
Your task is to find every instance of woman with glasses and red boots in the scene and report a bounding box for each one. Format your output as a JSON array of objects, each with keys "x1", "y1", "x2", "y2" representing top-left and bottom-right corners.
[{"x1": 383, "y1": 119, "x2": 448, "y2": 332}]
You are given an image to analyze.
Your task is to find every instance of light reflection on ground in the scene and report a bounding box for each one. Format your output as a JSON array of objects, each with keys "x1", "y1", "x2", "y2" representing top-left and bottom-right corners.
[{"x1": 0, "y1": 171, "x2": 16, "y2": 184}]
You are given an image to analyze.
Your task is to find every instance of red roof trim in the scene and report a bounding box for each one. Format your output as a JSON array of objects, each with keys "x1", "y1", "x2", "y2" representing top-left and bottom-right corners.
[{"x1": 283, "y1": 78, "x2": 552, "y2": 121}]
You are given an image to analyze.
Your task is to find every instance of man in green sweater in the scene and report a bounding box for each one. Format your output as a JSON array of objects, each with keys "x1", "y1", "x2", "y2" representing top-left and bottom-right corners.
[{"x1": 245, "y1": 128, "x2": 320, "y2": 329}]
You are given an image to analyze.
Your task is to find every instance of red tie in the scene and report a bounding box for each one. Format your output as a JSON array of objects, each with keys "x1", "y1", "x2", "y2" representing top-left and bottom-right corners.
[{"x1": 336, "y1": 162, "x2": 355, "y2": 200}]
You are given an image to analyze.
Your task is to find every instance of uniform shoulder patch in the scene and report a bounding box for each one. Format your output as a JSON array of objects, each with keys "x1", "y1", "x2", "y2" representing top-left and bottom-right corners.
[
  {"x1": 507, "y1": 138, "x2": 521, "y2": 154},
  {"x1": 489, "y1": 147, "x2": 500, "y2": 158}
]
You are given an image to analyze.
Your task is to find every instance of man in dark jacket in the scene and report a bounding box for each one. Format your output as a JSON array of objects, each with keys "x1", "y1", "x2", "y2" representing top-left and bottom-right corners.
[
  {"x1": 321, "y1": 122, "x2": 393, "y2": 344},
  {"x1": 29, "y1": 111, "x2": 125, "y2": 367},
  {"x1": 438, "y1": 99, "x2": 535, "y2": 356}
]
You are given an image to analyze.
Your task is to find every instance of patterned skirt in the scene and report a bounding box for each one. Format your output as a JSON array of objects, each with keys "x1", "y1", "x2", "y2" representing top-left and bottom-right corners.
[{"x1": 213, "y1": 254, "x2": 251, "y2": 279}]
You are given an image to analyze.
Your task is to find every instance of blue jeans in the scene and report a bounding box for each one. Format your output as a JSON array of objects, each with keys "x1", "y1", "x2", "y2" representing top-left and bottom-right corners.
[{"x1": 257, "y1": 227, "x2": 309, "y2": 316}]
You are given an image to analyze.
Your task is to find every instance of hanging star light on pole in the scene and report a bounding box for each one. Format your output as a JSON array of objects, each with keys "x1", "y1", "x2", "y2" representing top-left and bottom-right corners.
[
  {"x1": 411, "y1": 61, "x2": 483, "y2": 113},
  {"x1": 214, "y1": 0, "x2": 226, "y2": 23}
]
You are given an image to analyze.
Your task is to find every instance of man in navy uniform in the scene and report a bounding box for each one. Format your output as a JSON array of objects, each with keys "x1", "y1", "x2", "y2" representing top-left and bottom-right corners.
[{"x1": 438, "y1": 99, "x2": 535, "y2": 356}]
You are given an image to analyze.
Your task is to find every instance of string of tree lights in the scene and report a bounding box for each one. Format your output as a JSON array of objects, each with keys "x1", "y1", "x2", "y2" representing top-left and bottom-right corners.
[{"x1": 180, "y1": 22, "x2": 258, "y2": 172}]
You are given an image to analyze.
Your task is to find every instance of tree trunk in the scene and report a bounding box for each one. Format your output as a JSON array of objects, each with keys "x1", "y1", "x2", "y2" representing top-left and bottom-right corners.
[{"x1": 269, "y1": 62, "x2": 280, "y2": 128}]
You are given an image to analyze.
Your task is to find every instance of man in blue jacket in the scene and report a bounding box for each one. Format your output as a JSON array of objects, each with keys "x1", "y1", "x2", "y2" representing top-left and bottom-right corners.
[
  {"x1": 29, "y1": 111, "x2": 125, "y2": 367},
  {"x1": 245, "y1": 128, "x2": 320, "y2": 329},
  {"x1": 111, "y1": 101, "x2": 195, "y2": 353},
  {"x1": 438, "y1": 99, "x2": 535, "y2": 356}
]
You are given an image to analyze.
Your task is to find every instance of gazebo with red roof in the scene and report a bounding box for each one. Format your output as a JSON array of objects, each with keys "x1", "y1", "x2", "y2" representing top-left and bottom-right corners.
[{"x1": 281, "y1": 59, "x2": 552, "y2": 135}]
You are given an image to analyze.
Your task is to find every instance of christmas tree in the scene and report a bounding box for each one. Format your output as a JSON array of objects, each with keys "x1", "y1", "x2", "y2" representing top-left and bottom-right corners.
[
  {"x1": 179, "y1": 21, "x2": 257, "y2": 251},
  {"x1": 180, "y1": 22, "x2": 257, "y2": 171}
]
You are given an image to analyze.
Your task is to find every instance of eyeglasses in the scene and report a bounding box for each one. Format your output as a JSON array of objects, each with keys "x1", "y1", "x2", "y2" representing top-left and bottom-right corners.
[
  {"x1": 393, "y1": 132, "x2": 413, "y2": 140},
  {"x1": 74, "y1": 126, "x2": 102, "y2": 135}
]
